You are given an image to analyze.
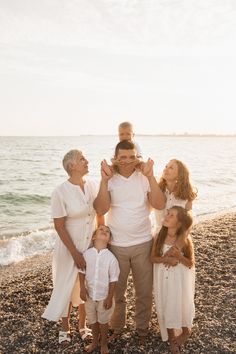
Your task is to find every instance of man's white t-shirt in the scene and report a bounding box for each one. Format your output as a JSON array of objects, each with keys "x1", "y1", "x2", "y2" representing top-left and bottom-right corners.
[{"x1": 107, "y1": 170, "x2": 152, "y2": 247}]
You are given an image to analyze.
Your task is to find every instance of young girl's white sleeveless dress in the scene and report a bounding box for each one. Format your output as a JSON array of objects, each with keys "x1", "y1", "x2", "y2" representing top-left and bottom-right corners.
[
  {"x1": 153, "y1": 243, "x2": 195, "y2": 341},
  {"x1": 154, "y1": 190, "x2": 187, "y2": 233}
]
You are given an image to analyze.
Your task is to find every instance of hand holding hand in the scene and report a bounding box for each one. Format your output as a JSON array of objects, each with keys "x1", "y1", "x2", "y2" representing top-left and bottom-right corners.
[
  {"x1": 163, "y1": 256, "x2": 179, "y2": 268},
  {"x1": 73, "y1": 251, "x2": 86, "y2": 270},
  {"x1": 112, "y1": 157, "x2": 141, "y2": 168},
  {"x1": 80, "y1": 286, "x2": 88, "y2": 302},
  {"x1": 165, "y1": 245, "x2": 181, "y2": 259}
]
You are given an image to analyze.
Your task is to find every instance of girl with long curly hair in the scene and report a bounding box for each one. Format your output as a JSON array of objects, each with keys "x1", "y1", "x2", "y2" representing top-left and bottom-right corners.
[
  {"x1": 154, "y1": 159, "x2": 197, "y2": 233},
  {"x1": 151, "y1": 206, "x2": 195, "y2": 354}
]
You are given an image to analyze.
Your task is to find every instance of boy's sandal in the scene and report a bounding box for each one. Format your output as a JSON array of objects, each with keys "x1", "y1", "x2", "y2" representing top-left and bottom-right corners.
[
  {"x1": 79, "y1": 327, "x2": 92, "y2": 340},
  {"x1": 58, "y1": 331, "x2": 71, "y2": 344}
]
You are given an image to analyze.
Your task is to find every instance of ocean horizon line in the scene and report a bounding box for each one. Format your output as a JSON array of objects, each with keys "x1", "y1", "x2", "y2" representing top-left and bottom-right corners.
[{"x1": 1, "y1": 133, "x2": 236, "y2": 138}]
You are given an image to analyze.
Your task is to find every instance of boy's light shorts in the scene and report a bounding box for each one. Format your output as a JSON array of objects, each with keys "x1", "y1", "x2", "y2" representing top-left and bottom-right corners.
[{"x1": 85, "y1": 297, "x2": 115, "y2": 325}]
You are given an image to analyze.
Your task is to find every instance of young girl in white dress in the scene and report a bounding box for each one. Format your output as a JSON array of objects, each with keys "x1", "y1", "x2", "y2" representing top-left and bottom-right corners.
[
  {"x1": 151, "y1": 206, "x2": 195, "y2": 354},
  {"x1": 154, "y1": 159, "x2": 197, "y2": 233}
]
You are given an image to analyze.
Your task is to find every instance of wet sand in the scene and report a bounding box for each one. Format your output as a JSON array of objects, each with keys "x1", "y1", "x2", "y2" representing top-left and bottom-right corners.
[{"x1": 1, "y1": 213, "x2": 235, "y2": 353}]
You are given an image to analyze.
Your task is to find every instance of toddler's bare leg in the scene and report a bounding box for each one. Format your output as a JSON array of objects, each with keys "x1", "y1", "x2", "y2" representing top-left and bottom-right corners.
[
  {"x1": 100, "y1": 323, "x2": 109, "y2": 354},
  {"x1": 85, "y1": 322, "x2": 99, "y2": 353}
]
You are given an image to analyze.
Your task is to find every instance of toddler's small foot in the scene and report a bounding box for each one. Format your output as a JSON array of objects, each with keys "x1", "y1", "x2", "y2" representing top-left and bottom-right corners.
[
  {"x1": 85, "y1": 342, "x2": 99, "y2": 353},
  {"x1": 100, "y1": 344, "x2": 109, "y2": 354}
]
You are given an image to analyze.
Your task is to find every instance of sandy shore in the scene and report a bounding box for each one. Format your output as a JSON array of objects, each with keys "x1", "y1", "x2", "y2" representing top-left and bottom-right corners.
[{"x1": 1, "y1": 213, "x2": 235, "y2": 354}]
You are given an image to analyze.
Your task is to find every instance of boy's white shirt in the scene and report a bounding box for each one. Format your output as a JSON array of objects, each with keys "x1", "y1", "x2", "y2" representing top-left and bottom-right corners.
[{"x1": 79, "y1": 247, "x2": 120, "y2": 301}]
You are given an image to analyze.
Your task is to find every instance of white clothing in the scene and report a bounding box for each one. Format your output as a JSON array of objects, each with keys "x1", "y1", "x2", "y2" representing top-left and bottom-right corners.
[
  {"x1": 154, "y1": 190, "x2": 187, "y2": 233},
  {"x1": 80, "y1": 247, "x2": 120, "y2": 301},
  {"x1": 153, "y1": 244, "x2": 195, "y2": 341},
  {"x1": 133, "y1": 141, "x2": 142, "y2": 157},
  {"x1": 42, "y1": 179, "x2": 98, "y2": 322},
  {"x1": 107, "y1": 171, "x2": 152, "y2": 247}
]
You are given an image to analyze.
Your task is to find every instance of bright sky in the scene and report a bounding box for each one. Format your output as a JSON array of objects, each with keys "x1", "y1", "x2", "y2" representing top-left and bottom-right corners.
[{"x1": 1, "y1": 0, "x2": 236, "y2": 135}]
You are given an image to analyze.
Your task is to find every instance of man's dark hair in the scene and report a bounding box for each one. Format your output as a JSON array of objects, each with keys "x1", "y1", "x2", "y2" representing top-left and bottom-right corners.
[{"x1": 114, "y1": 140, "x2": 136, "y2": 157}]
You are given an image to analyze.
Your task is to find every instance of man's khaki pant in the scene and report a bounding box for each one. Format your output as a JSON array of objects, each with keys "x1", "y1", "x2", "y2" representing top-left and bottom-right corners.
[{"x1": 109, "y1": 240, "x2": 153, "y2": 336}]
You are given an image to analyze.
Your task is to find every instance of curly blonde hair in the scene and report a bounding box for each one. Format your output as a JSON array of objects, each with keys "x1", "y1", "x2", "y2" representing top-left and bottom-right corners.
[{"x1": 159, "y1": 159, "x2": 197, "y2": 201}]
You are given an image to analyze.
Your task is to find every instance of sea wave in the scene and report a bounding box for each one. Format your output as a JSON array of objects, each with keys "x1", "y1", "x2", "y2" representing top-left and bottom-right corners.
[
  {"x1": 0, "y1": 193, "x2": 50, "y2": 205},
  {"x1": 0, "y1": 228, "x2": 56, "y2": 266}
]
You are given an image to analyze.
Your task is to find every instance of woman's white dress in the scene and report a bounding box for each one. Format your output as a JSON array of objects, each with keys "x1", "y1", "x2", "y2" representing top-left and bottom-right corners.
[
  {"x1": 153, "y1": 244, "x2": 195, "y2": 341},
  {"x1": 42, "y1": 179, "x2": 97, "y2": 322},
  {"x1": 154, "y1": 190, "x2": 187, "y2": 233}
]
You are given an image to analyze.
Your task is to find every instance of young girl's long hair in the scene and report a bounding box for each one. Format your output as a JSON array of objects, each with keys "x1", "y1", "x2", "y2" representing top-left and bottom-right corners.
[
  {"x1": 154, "y1": 206, "x2": 194, "y2": 258},
  {"x1": 159, "y1": 159, "x2": 197, "y2": 201}
]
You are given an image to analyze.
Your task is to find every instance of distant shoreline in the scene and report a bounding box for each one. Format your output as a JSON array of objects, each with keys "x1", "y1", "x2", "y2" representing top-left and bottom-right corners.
[{"x1": 1, "y1": 134, "x2": 236, "y2": 138}]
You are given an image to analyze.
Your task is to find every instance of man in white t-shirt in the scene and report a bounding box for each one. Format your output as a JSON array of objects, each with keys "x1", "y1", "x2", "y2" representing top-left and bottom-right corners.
[{"x1": 94, "y1": 140, "x2": 165, "y2": 343}]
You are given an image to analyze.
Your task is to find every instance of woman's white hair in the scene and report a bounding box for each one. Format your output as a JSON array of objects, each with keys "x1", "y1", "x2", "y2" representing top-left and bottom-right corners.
[{"x1": 62, "y1": 149, "x2": 82, "y2": 175}]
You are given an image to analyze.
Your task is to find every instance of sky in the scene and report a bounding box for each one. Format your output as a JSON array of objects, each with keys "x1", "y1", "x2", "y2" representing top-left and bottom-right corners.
[{"x1": 0, "y1": 0, "x2": 236, "y2": 135}]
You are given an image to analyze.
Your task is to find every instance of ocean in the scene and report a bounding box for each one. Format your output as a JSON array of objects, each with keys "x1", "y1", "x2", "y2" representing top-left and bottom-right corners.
[{"x1": 0, "y1": 135, "x2": 236, "y2": 266}]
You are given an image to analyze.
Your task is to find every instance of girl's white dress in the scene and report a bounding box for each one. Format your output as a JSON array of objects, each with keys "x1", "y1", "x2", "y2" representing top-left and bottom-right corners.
[
  {"x1": 153, "y1": 244, "x2": 195, "y2": 341},
  {"x1": 154, "y1": 190, "x2": 187, "y2": 233},
  {"x1": 42, "y1": 179, "x2": 97, "y2": 322}
]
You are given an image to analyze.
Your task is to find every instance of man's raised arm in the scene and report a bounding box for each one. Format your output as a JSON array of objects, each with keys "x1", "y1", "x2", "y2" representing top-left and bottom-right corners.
[{"x1": 93, "y1": 160, "x2": 113, "y2": 215}]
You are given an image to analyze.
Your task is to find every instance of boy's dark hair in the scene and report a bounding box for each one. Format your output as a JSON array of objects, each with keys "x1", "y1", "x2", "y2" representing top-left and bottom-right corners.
[{"x1": 114, "y1": 140, "x2": 136, "y2": 157}]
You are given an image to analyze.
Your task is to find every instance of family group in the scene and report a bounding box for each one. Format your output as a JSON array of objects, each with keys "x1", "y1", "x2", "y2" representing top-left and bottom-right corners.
[{"x1": 42, "y1": 122, "x2": 197, "y2": 354}]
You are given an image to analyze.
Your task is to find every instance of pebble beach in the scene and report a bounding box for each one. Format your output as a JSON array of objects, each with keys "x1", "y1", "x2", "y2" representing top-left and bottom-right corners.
[{"x1": 1, "y1": 213, "x2": 235, "y2": 354}]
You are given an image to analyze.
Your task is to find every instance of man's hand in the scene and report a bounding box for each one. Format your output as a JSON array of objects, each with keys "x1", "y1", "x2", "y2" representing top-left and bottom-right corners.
[
  {"x1": 101, "y1": 159, "x2": 113, "y2": 180},
  {"x1": 140, "y1": 158, "x2": 154, "y2": 178}
]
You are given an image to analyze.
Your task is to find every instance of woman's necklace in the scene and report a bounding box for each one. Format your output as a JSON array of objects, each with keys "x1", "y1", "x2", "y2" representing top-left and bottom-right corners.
[
  {"x1": 167, "y1": 233, "x2": 176, "y2": 238},
  {"x1": 166, "y1": 233, "x2": 177, "y2": 245}
]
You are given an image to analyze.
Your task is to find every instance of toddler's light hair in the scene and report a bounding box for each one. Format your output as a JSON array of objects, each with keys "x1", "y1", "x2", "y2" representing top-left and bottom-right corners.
[{"x1": 118, "y1": 121, "x2": 134, "y2": 131}]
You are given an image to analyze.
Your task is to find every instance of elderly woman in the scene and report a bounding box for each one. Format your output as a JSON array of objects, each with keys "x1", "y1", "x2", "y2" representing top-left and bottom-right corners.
[{"x1": 42, "y1": 149, "x2": 103, "y2": 344}]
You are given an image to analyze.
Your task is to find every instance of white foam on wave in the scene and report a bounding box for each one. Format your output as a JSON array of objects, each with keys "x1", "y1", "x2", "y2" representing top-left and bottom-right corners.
[{"x1": 0, "y1": 229, "x2": 56, "y2": 266}]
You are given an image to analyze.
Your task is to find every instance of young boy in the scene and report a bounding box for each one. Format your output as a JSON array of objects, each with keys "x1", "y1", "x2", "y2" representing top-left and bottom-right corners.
[
  {"x1": 118, "y1": 121, "x2": 142, "y2": 158},
  {"x1": 79, "y1": 225, "x2": 120, "y2": 354}
]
